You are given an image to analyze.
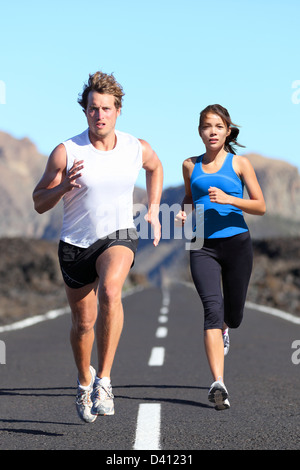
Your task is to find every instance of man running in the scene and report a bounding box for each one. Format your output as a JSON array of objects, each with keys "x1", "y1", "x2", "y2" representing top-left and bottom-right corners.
[{"x1": 33, "y1": 71, "x2": 163, "y2": 422}]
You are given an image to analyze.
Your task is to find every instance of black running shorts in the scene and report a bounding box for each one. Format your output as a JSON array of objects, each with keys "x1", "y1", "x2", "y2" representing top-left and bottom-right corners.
[{"x1": 58, "y1": 228, "x2": 138, "y2": 289}]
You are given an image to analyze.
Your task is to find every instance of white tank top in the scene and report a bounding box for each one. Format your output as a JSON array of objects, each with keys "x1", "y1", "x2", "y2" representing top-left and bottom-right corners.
[{"x1": 60, "y1": 129, "x2": 143, "y2": 247}]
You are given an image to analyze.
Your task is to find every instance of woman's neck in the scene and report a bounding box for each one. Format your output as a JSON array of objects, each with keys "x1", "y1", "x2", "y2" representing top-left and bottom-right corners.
[{"x1": 202, "y1": 148, "x2": 227, "y2": 164}]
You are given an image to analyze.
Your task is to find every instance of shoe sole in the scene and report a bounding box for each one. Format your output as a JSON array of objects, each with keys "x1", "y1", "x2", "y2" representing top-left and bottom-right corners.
[
  {"x1": 92, "y1": 405, "x2": 115, "y2": 416},
  {"x1": 76, "y1": 407, "x2": 97, "y2": 423},
  {"x1": 92, "y1": 410, "x2": 115, "y2": 416},
  {"x1": 215, "y1": 399, "x2": 230, "y2": 411},
  {"x1": 208, "y1": 384, "x2": 228, "y2": 407}
]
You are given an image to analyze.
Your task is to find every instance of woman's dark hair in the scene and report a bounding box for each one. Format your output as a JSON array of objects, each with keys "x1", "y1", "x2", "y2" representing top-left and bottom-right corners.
[{"x1": 198, "y1": 104, "x2": 245, "y2": 154}]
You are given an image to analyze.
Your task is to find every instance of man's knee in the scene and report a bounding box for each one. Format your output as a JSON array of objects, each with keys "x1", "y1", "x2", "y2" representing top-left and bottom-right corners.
[
  {"x1": 99, "y1": 281, "x2": 122, "y2": 307},
  {"x1": 71, "y1": 312, "x2": 96, "y2": 336}
]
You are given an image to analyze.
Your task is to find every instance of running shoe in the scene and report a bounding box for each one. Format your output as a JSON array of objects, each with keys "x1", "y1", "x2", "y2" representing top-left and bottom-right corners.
[
  {"x1": 223, "y1": 328, "x2": 230, "y2": 356},
  {"x1": 215, "y1": 398, "x2": 230, "y2": 411},
  {"x1": 208, "y1": 379, "x2": 229, "y2": 411},
  {"x1": 75, "y1": 366, "x2": 97, "y2": 423},
  {"x1": 92, "y1": 377, "x2": 115, "y2": 416}
]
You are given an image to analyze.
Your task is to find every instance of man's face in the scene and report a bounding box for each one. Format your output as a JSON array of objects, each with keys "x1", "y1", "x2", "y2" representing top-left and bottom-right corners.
[{"x1": 85, "y1": 91, "x2": 121, "y2": 141}]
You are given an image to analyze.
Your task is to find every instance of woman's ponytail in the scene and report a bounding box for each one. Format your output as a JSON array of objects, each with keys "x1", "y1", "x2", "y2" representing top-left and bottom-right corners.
[{"x1": 225, "y1": 126, "x2": 245, "y2": 155}]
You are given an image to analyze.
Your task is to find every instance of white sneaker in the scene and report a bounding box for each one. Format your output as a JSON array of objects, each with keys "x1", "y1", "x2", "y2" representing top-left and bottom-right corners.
[
  {"x1": 75, "y1": 366, "x2": 97, "y2": 423},
  {"x1": 215, "y1": 398, "x2": 230, "y2": 411},
  {"x1": 223, "y1": 328, "x2": 230, "y2": 356},
  {"x1": 92, "y1": 377, "x2": 114, "y2": 416},
  {"x1": 208, "y1": 380, "x2": 229, "y2": 411}
]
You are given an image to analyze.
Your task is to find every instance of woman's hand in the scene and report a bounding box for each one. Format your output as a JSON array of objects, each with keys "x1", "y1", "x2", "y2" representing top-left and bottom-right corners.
[
  {"x1": 175, "y1": 210, "x2": 187, "y2": 226},
  {"x1": 208, "y1": 186, "x2": 231, "y2": 204}
]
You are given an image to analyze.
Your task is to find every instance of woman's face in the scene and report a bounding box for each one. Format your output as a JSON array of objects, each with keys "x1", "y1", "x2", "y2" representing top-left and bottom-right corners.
[{"x1": 199, "y1": 112, "x2": 231, "y2": 151}]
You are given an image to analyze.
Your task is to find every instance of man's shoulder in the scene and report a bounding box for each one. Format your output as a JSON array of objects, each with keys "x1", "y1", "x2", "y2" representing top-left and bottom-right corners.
[
  {"x1": 116, "y1": 129, "x2": 142, "y2": 149},
  {"x1": 63, "y1": 129, "x2": 89, "y2": 146},
  {"x1": 116, "y1": 129, "x2": 138, "y2": 141}
]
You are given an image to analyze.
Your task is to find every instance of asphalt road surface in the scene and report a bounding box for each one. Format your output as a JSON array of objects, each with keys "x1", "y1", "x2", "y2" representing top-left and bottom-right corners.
[{"x1": 0, "y1": 283, "x2": 299, "y2": 454}]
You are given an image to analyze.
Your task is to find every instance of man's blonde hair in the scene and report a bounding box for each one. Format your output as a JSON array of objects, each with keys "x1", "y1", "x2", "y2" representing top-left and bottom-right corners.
[{"x1": 78, "y1": 71, "x2": 125, "y2": 110}]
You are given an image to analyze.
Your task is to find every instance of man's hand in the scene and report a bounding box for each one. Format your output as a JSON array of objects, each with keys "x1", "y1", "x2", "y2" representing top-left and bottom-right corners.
[
  {"x1": 33, "y1": 144, "x2": 85, "y2": 214},
  {"x1": 62, "y1": 160, "x2": 84, "y2": 192},
  {"x1": 144, "y1": 205, "x2": 161, "y2": 247}
]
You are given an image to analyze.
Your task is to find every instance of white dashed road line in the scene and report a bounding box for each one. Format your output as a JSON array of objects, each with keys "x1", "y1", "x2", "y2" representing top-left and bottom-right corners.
[
  {"x1": 156, "y1": 326, "x2": 168, "y2": 338},
  {"x1": 148, "y1": 346, "x2": 165, "y2": 366},
  {"x1": 134, "y1": 288, "x2": 170, "y2": 449},
  {"x1": 134, "y1": 403, "x2": 161, "y2": 450}
]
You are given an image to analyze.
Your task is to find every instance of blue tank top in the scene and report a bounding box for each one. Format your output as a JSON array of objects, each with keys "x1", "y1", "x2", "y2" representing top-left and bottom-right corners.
[{"x1": 190, "y1": 153, "x2": 248, "y2": 239}]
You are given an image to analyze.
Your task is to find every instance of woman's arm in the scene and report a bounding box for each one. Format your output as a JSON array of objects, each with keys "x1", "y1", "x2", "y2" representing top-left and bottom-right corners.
[{"x1": 208, "y1": 155, "x2": 266, "y2": 215}]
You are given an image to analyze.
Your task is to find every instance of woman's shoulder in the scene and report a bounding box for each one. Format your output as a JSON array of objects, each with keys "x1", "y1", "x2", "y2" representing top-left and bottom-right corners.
[
  {"x1": 183, "y1": 155, "x2": 200, "y2": 168},
  {"x1": 182, "y1": 156, "x2": 199, "y2": 177},
  {"x1": 232, "y1": 154, "x2": 254, "y2": 168},
  {"x1": 232, "y1": 154, "x2": 255, "y2": 177}
]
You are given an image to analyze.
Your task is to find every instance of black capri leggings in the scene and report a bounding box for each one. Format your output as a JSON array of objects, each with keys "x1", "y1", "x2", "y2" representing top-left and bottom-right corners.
[{"x1": 190, "y1": 231, "x2": 253, "y2": 330}]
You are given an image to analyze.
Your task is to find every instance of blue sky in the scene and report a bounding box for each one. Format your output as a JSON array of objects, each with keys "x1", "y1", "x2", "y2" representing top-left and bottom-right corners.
[{"x1": 1, "y1": 0, "x2": 299, "y2": 189}]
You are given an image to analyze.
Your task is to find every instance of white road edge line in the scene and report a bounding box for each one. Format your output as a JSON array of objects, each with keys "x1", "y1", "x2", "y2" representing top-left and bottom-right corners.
[
  {"x1": 0, "y1": 307, "x2": 70, "y2": 333},
  {"x1": 245, "y1": 301, "x2": 300, "y2": 325},
  {"x1": 182, "y1": 281, "x2": 300, "y2": 325},
  {"x1": 0, "y1": 286, "x2": 144, "y2": 334},
  {"x1": 134, "y1": 403, "x2": 161, "y2": 450},
  {"x1": 148, "y1": 346, "x2": 165, "y2": 366}
]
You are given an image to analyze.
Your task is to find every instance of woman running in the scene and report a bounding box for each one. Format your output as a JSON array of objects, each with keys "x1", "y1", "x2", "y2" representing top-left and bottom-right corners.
[{"x1": 176, "y1": 104, "x2": 266, "y2": 410}]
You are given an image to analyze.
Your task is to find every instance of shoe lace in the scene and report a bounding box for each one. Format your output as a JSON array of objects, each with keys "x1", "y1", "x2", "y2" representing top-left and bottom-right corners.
[
  {"x1": 76, "y1": 388, "x2": 92, "y2": 406},
  {"x1": 92, "y1": 384, "x2": 114, "y2": 401}
]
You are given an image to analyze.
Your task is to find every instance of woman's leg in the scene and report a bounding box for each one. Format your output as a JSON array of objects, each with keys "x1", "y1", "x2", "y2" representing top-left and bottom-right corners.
[
  {"x1": 190, "y1": 247, "x2": 225, "y2": 381},
  {"x1": 222, "y1": 232, "x2": 253, "y2": 329},
  {"x1": 204, "y1": 329, "x2": 224, "y2": 381}
]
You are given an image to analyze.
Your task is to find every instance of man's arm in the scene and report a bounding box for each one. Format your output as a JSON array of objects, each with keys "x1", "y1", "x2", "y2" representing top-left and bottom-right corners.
[
  {"x1": 139, "y1": 139, "x2": 163, "y2": 246},
  {"x1": 32, "y1": 144, "x2": 84, "y2": 214}
]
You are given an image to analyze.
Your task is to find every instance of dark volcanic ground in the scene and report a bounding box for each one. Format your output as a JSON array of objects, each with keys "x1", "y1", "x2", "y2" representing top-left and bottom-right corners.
[{"x1": 0, "y1": 237, "x2": 299, "y2": 326}]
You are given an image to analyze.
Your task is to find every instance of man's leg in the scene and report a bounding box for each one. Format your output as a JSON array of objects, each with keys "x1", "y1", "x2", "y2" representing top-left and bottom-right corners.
[
  {"x1": 65, "y1": 281, "x2": 98, "y2": 386},
  {"x1": 95, "y1": 245, "x2": 134, "y2": 379}
]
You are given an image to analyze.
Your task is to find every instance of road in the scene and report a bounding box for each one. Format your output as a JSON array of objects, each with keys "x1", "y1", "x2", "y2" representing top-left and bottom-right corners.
[{"x1": 0, "y1": 283, "x2": 299, "y2": 453}]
